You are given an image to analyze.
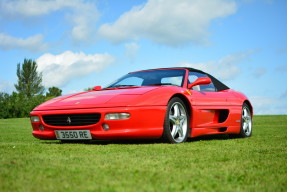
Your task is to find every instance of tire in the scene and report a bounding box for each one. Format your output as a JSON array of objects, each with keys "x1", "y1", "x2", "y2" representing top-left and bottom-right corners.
[
  {"x1": 231, "y1": 103, "x2": 252, "y2": 138},
  {"x1": 162, "y1": 97, "x2": 190, "y2": 143}
]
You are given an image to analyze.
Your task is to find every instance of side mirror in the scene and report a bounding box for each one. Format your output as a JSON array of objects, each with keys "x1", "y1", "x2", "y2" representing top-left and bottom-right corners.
[
  {"x1": 93, "y1": 86, "x2": 102, "y2": 91},
  {"x1": 188, "y1": 77, "x2": 211, "y2": 89}
]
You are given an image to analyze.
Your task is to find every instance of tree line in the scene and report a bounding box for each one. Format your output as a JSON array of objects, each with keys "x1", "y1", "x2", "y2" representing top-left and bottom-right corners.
[{"x1": 0, "y1": 59, "x2": 62, "y2": 119}]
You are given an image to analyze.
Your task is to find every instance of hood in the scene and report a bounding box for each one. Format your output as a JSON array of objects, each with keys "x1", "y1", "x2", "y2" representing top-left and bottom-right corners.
[{"x1": 33, "y1": 87, "x2": 160, "y2": 111}]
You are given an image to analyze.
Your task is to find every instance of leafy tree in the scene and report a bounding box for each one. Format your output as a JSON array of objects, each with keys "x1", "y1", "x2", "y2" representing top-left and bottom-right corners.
[
  {"x1": 46, "y1": 87, "x2": 62, "y2": 97},
  {"x1": 0, "y1": 59, "x2": 49, "y2": 119},
  {"x1": 14, "y1": 58, "x2": 45, "y2": 98},
  {"x1": 0, "y1": 92, "x2": 46, "y2": 119},
  {"x1": 84, "y1": 87, "x2": 93, "y2": 91},
  {"x1": 0, "y1": 92, "x2": 10, "y2": 118}
]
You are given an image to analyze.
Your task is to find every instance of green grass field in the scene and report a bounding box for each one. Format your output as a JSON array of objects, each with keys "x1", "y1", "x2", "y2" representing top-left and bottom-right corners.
[{"x1": 0, "y1": 116, "x2": 286, "y2": 192}]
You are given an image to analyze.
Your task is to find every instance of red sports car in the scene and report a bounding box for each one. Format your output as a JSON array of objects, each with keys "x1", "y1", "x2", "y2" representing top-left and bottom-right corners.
[{"x1": 30, "y1": 67, "x2": 253, "y2": 143}]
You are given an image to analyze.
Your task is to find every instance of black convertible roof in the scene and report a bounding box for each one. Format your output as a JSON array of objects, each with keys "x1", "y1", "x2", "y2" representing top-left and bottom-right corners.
[
  {"x1": 184, "y1": 67, "x2": 230, "y2": 91},
  {"x1": 136, "y1": 67, "x2": 230, "y2": 91}
]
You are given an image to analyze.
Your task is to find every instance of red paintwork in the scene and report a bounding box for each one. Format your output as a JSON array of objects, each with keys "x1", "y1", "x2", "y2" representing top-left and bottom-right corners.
[{"x1": 30, "y1": 68, "x2": 252, "y2": 141}]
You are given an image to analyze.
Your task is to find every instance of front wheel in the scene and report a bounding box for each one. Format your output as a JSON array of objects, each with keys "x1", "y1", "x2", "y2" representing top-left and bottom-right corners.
[
  {"x1": 239, "y1": 103, "x2": 252, "y2": 137},
  {"x1": 231, "y1": 103, "x2": 252, "y2": 138},
  {"x1": 162, "y1": 97, "x2": 190, "y2": 143}
]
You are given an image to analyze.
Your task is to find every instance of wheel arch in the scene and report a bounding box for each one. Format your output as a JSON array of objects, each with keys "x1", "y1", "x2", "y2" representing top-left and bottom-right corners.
[
  {"x1": 243, "y1": 100, "x2": 253, "y2": 117},
  {"x1": 169, "y1": 93, "x2": 191, "y2": 118}
]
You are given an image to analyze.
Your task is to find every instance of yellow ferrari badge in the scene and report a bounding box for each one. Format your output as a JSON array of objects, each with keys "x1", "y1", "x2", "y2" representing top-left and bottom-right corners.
[{"x1": 186, "y1": 89, "x2": 192, "y2": 95}]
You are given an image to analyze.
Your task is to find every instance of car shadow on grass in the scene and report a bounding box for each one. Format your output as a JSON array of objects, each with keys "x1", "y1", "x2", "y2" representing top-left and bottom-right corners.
[
  {"x1": 41, "y1": 134, "x2": 232, "y2": 145},
  {"x1": 188, "y1": 134, "x2": 230, "y2": 142}
]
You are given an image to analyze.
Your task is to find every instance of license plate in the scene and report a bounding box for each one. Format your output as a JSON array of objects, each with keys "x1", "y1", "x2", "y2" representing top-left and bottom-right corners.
[{"x1": 55, "y1": 130, "x2": 92, "y2": 140}]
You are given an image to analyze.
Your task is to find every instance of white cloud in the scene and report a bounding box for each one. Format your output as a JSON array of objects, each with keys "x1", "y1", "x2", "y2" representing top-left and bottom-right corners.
[
  {"x1": 36, "y1": 51, "x2": 115, "y2": 88},
  {"x1": 0, "y1": 0, "x2": 70, "y2": 17},
  {"x1": 250, "y1": 96, "x2": 287, "y2": 115},
  {"x1": 98, "y1": 0, "x2": 237, "y2": 46},
  {"x1": 0, "y1": 0, "x2": 99, "y2": 43},
  {"x1": 0, "y1": 33, "x2": 48, "y2": 51},
  {"x1": 65, "y1": 1, "x2": 100, "y2": 42},
  {"x1": 125, "y1": 42, "x2": 140, "y2": 61},
  {"x1": 276, "y1": 65, "x2": 287, "y2": 72},
  {"x1": 253, "y1": 68, "x2": 266, "y2": 78},
  {"x1": 177, "y1": 50, "x2": 255, "y2": 80},
  {"x1": 0, "y1": 80, "x2": 14, "y2": 93},
  {"x1": 281, "y1": 90, "x2": 287, "y2": 99}
]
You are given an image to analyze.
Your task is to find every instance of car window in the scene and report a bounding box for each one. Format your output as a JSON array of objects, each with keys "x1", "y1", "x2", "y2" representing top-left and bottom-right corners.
[
  {"x1": 188, "y1": 72, "x2": 216, "y2": 92},
  {"x1": 161, "y1": 76, "x2": 183, "y2": 86},
  {"x1": 112, "y1": 77, "x2": 143, "y2": 87},
  {"x1": 106, "y1": 69, "x2": 186, "y2": 88}
]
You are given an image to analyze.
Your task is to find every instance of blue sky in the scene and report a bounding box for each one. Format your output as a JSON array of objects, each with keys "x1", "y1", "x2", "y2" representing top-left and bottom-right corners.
[{"x1": 0, "y1": 0, "x2": 286, "y2": 115}]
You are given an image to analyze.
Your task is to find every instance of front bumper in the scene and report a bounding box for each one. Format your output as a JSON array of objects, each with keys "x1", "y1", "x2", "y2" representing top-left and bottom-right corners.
[{"x1": 30, "y1": 106, "x2": 166, "y2": 140}]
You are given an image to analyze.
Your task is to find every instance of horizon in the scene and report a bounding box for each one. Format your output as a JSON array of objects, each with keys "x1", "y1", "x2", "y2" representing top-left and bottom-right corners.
[{"x1": 0, "y1": 0, "x2": 286, "y2": 115}]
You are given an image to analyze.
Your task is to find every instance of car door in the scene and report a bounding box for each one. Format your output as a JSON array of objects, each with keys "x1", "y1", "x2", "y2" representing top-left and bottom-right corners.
[{"x1": 187, "y1": 71, "x2": 229, "y2": 127}]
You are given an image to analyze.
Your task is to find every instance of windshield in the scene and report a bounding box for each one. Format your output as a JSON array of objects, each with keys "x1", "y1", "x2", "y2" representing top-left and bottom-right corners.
[{"x1": 105, "y1": 69, "x2": 186, "y2": 88}]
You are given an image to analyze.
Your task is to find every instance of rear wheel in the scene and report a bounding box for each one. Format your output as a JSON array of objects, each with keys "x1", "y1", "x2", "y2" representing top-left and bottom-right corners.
[{"x1": 162, "y1": 97, "x2": 190, "y2": 143}]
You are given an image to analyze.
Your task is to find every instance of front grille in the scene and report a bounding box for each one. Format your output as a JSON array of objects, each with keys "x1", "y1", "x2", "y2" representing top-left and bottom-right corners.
[{"x1": 42, "y1": 113, "x2": 101, "y2": 126}]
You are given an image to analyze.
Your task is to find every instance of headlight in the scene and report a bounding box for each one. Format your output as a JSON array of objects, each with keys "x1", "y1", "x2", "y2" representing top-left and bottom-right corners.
[
  {"x1": 30, "y1": 116, "x2": 40, "y2": 122},
  {"x1": 105, "y1": 113, "x2": 130, "y2": 120}
]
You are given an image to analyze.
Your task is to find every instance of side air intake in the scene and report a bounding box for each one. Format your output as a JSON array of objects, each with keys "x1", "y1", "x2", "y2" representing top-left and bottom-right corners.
[{"x1": 218, "y1": 110, "x2": 229, "y2": 123}]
